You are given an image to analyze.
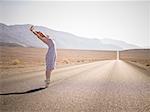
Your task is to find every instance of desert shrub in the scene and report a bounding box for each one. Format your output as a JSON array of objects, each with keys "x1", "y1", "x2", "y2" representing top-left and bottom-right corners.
[
  {"x1": 11, "y1": 59, "x2": 21, "y2": 65},
  {"x1": 63, "y1": 59, "x2": 69, "y2": 64},
  {"x1": 131, "y1": 60, "x2": 136, "y2": 62},
  {"x1": 81, "y1": 60, "x2": 85, "y2": 62},
  {"x1": 77, "y1": 60, "x2": 80, "y2": 63}
]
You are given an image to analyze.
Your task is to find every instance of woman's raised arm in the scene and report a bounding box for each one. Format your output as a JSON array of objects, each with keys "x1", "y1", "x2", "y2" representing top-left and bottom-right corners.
[{"x1": 30, "y1": 25, "x2": 49, "y2": 45}]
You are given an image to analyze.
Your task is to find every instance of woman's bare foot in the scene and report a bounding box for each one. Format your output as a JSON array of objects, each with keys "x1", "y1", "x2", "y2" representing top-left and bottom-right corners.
[{"x1": 45, "y1": 79, "x2": 50, "y2": 88}]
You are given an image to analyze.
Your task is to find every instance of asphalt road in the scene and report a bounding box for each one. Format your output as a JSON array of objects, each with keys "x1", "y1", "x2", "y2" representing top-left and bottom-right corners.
[{"x1": 0, "y1": 60, "x2": 150, "y2": 112}]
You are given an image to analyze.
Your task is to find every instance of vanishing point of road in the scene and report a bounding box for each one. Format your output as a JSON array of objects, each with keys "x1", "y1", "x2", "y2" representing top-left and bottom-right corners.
[{"x1": 0, "y1": 60, "x2": 150, "y2": 112}]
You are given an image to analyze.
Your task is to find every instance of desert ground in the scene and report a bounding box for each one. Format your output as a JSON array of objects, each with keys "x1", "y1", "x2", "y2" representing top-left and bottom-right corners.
[
  {"x1": 119, "y1": 49, "x2": 150, "y2": 71},
  {"x1": 0, "y1": 46, "x2": 116, "y2": 75},
  {"x1": 0, "y1": 47, "x2": 150, "y2": 76}
]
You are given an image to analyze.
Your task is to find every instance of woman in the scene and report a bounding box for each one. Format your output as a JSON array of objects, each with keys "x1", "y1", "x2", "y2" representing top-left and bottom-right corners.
[{"x1": 30, "y1": 25, "x2": 57, "y2": 88}]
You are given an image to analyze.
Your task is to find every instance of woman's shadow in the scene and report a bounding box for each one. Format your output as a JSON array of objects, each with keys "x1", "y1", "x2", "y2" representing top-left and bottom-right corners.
[{"x1": 0, "y1": 87, "x2": 47, "y2": 95}]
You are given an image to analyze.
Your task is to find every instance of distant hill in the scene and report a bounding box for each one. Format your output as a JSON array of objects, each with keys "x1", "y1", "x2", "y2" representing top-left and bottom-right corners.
[
  {"x1": 0, "y1": 42, "x2": 24, "y2": 47},
  {"x1": 0, "y1": 23, "x2": 139, "y2": 50}
]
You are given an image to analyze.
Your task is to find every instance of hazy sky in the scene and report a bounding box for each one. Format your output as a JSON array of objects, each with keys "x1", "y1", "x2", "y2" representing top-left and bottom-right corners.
[{"x1": 0, "y1": 0, "x2": 150, "y2": 47}]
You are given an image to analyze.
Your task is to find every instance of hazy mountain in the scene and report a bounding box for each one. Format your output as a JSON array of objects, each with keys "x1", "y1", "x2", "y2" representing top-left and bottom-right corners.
[
  {"x1": 101, "y1": 38, "x2": 139, "y2": 50},
  {"x1": 0, "y1": 42, "x2": 24, "y2": 47},
  {"x1": 0, "y1": 23, "x2": 139, "y2": 50}
]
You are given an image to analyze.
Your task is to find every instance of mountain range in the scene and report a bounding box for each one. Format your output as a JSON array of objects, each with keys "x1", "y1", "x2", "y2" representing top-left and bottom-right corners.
[{"x1": 0, "y1": 23, "x2": 139, "y2": 50}]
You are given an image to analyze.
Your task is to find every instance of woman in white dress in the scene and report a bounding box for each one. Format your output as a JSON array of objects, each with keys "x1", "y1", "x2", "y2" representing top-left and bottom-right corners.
[{"x1": 30, "y1": 26, "x2": 57, "y2": 88}]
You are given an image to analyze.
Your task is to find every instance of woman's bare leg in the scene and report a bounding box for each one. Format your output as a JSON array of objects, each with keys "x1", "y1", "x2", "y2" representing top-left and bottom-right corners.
[
  {"x1": 46, "y1": 69, "x2": 52, "y2": 81},
  {"x1": 45, "y1": 69, "x2": 52, "y2": 87}
]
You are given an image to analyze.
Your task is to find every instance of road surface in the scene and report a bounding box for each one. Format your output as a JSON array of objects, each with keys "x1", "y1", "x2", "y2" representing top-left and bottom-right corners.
[{"x1": 0, "y1": 60, "x2": 150, "y2": 112}]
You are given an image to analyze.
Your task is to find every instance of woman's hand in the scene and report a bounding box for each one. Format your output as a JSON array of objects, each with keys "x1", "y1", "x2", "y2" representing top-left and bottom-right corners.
[
  {"x1": 36, "y1": 31, "x2": 46, "y2": 37},
  {"x1": 29, "y1": 25, "x2": 49, "y2": 44},
  {"x1": 30, "y1": 25, "x2": 34, "y2": 32}
]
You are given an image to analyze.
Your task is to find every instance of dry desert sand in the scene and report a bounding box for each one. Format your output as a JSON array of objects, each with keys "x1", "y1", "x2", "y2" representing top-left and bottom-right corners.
[
  {"x1": 0, "y1": 47, "x2": 150, "y2": 76},
  {"x1": 120, "y1": 49, "x2": 150, "y2": 71},
  {"x1": 0, "y1": 46, "x2": 116, "y2": 75}
]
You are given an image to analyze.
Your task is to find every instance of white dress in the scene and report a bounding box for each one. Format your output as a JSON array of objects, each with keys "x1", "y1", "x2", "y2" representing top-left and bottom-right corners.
[{"x1": 45, "y1": 38, "x2": 57, "y2": 71}]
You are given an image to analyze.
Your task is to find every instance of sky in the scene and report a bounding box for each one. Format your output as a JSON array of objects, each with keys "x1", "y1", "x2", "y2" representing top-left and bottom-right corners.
[{"x1": 0, "y1": 0, "x2": 150, "y2": 47}]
